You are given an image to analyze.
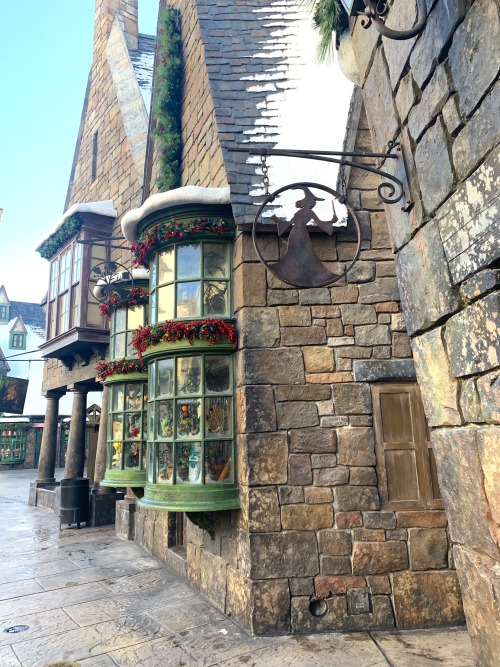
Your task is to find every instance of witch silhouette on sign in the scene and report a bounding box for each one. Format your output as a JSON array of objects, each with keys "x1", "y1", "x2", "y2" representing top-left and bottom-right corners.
[{"x1": 269, "y1": 186, "x2": 341, "y2": 287}]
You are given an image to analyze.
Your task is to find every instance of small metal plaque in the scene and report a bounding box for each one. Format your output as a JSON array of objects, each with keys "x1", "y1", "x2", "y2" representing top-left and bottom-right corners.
[{"x1": 347, "y1": 588, "x2": 371, "y2": 615}]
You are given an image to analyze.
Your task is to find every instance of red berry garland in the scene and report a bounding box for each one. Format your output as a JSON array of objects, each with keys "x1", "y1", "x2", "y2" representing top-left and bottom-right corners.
[
  {"x1": 99, "y1": 288, "x2": 149, "y2": 320},
  {"x1": 96, "y1": 358, "x2": 147, "y2": 382}
]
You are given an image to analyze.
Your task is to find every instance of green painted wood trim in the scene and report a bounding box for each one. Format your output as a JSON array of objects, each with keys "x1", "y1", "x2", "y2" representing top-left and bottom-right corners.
[
  {"x1": 138, "y1": 481, "x2": 240, "y2": 512},
  {"x1": 142, "y1": 338, "x2": 235, "y2": 361},
  {"x1": 103, "y1": 372, "x2": 148, "y2": 385},
  {"x1": 100, "y1": 468, "x2": 146, "y2": 487}
]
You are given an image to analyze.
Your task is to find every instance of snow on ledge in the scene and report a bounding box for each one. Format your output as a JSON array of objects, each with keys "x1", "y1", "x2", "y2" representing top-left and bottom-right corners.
[
  {"x1": 36, "y1": 200, "x2": 118, "y2": 249},
  {"x1": 93, "y1": 268, "x2": 149, "y2": 301},
  {"x1": 121, "y1": 186, "x2": 231, "y2": 243}
]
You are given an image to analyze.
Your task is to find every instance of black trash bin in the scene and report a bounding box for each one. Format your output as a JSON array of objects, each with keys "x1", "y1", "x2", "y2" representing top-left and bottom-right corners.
[{"x1": 59, "y1": 478, "x2": 90, "y2": 529}]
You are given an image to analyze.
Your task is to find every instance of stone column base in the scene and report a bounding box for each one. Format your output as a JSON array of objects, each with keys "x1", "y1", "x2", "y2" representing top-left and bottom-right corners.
[
  {"x1": 28, "y1": 480, "x2": 60, "y2": 507},
  {"x1": 115, "y1": 497, "x2": 137, "y2": 541}
]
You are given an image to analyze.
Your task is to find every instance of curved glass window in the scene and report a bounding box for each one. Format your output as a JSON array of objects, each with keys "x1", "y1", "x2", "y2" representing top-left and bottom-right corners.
[
  {"x1": 150, "y1": 242, "x2": 231, "y2": 324},
  {"x1": 107, "y1": 382, "x2": 148, "y2": 473},
  {"x1": 148, "y1": 353, "x2": 234, "y2": 486},
  {"x1": 111, "y1": 304, "x2": 146, "y2": 360}
]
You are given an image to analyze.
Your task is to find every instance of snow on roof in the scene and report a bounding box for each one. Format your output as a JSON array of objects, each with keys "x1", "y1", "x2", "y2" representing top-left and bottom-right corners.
[
  {"x1": 36, "y1": 200, "x2": 118, "y2": 250},
  {"x1": 122, "y1": 186, "x2": 232, "y2": 243},
  {"x1": 10, "y1": 302, "x2": 45, "y2": 338},
  {"x1": 130, "y1": 34, "x2": 156, "y2": 113},
  {"x1": 93, "y1": 268, "x2": 149, "y2": 300}
]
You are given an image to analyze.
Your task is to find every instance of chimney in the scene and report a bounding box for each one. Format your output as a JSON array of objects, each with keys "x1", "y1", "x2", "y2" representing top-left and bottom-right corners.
[{"x1": 94, "y1": 0, "x2": 139, "y2": 51}]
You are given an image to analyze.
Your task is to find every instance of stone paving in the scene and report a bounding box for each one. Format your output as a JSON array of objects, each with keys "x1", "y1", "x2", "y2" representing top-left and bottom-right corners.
[{"x1": 0, "y1": 469, "x2": 475, "y2": 667}]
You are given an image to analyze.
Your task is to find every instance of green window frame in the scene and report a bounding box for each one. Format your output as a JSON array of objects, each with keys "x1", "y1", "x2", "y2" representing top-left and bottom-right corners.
[
  {"x1": 0, "y1": 427, "x2": 27, "y2": 464},
  {"x1": 10, "y1": 332, "x2": 26, "y2": 350},
  {"x1": 150, "y1": 241, "x2": 231, "y2": 324},
  {"x1": 108, "y1": 382, "x2": 148, "y2": 472},
  {"x1": 111, "y1": 304, "x2": 147, "y2": 360},
  {"x1": 0, "y1": 305, "x2": 9, "y2": 322},
  {"x1": 148, "y1": 352, "x2": 234, "y2": 486}
]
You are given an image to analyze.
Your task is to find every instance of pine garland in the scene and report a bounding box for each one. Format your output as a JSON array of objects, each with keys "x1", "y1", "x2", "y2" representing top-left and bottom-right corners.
[
  {"x1": 131, "y1": 318, "x2": 238, "y2": 359},
  {"x1": 99, "y1": 287, "x2": 149, "y2": 320},
  {"x1": 154, "y1": 6, "x2": 183, "y2": 192},
  {"x1": 131, "y1": 217, "x2": 233, "y2": 268},
  {"x1": 37, "y1": 214, "x2": 84, "y2": 260},
  {"x1": 96, "y1": 358, "x2": 147, "y2": 382}
]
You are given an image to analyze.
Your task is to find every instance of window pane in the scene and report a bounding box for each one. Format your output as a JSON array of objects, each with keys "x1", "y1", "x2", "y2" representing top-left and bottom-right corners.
[
  {"x1": 187, "y1": 442, "x2": 202, "y2": 484},
  {"x1": 205, "y1": 396, "x2": 232, "y2": 437},
  {"x1": 205, "y1": 356, "x2": 231, "y2": 393},
  {"x1": 113, "y1": 385, "x2": 124, "y2": 411},
  {"x1": 204, "y1": 281, "x2": 228, "y2": 316},
  {"x1": 115, "y1": 308, "x2": 126, "y2": 332},
  {"x1": 177, "y1": 399, "x2": 201, "y2": 438},
  {"x1": 124, "y1": 442, "x2": 140, "y2": 469},
  {"x1": 205, "y1": 441, "x2": 232, "y2": 483},
  {"x1": 50, "y1": 259, "x2": 59, "y2": 299},
  {"x1": 111, "y1": 414, "x2": 123, "y2": 440},
  {"x1": 204, "y1": 244, "x2": 228, "y2": 278},
  {"x1": 148, "y1": 402, "x2": 154, "y2": 438},
  {"x1": 126, "y1": 332, "x2": 138, "y2": 357},
  {"x1": 125, "y1": 413, "x2": 141, "y2": 439},
  {"x1": 158, "y1": 358, "x2": 174, "y2": 396},
  {"x1": 72, "y1": 242, "x2": 82, "y2": 284},
  {"x1": 159, "y1": 248, "x2": 175, "y2": 284},
  {"x1": 113, "y1": 333, "x2": 126, "y2": 359},
  {"x1": 59, "y1": 250, "x2": 70, "y2": 293},
  {"x1": 157, "y1": 400, "x2": 174, "y2": 438},
  {"x1": 127, "y1": 304, "x2": 144, "y2": 330},
  {"x1": 148, "y1": 442, "x2": 154, "y2": 482},
  {"x1": 71, "y1": 285, "x2": 80, "y2": 327},
  {"x1": 177, "y1": 244, "x2": 200, "y2": 279},
  {"x1": 48, "y1": 302, "x2": 56, "y2": 339},
  {"x1": 111, "y1": 441, "x2": 122, "y2": 469},
  {"x1": 125, "y1": 384, "x2": 143, "y2": 410},
  {"x1": 149, "y1": 361, "x2": 155, "y2": 400},
  {"x1": 58, "y1": 293, "x2": 69, "y2": 334},
  {"x1": 177, "y1": 357, "x2": 201, "y2": 395},
  {"x1": 158, "y1": 285, "x2": 174, "y2": 321},
  {"x1": 157, "y1": 443, "x2": 173, "y2": 483},
  {"x1": 177, "y1": 281, "x2": 200, "y2": 318}
]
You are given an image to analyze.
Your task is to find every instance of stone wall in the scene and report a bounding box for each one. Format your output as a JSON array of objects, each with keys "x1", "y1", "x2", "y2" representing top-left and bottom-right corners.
[{"x1": 350, "y1": 0, "x2": 500, "y2": 663}]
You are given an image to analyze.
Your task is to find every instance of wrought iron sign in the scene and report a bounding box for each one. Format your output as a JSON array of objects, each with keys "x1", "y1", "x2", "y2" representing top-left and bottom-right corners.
[
  {"x1": 228, "y1": 141, "x2": 412, "y2": 289},
  {"x1": 89, "y1": 261, "x2": 136, "y2": 302},
  {"x1": 341, "y1": 0, "x2": 427, "y2": 40}
]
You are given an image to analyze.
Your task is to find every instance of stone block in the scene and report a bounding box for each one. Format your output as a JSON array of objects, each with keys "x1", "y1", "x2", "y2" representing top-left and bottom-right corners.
[
  {"x1": 277, "y1": 401, "x2": 319, "y2": 429},
  {"x1": 299, "y1": 288, "x2": 331, "y2": 305},
  {"x1": 340, "y1": 304, "x2": 377, "y2": 325},
  {"x1": 237, "y1": 307, "x2": 279, "y2": 348},
  {"x1": 352, "y1": 359, "x2": 415, "y2": 382},
  {"x1": 252, "y1": 579, "x2": 291, "y2": 635},
  {"x1": 370, "y1": 212, "x2": 392, "y2": 250},
  {"x1": 366, "y1": 575, "x2": 391, "y2": 595},
  {"x1": 305, "y1": 487, "x2": 333, "y2": 504},
  {"x1": 236, "y1": 385, "x2": 276, "y2": 433},
  {"x1": 453, "y1": 546, "x2": 500, "y2": 667},
  {"x1": 353, "y1": 528, "x2": 385, "y2": 542},
  {"x1": 349, "y1": 415, "x2": 373, "y2": 427},
  {"x1": 290, "y1": 577, "x2": 314, "y2": 596},
  {"x1": 314, "y1": 467, "x2": 349, "y2": 486},
  {"x1": 477, "y1": 427, "x2": 500, "y2": 524},
  {"x1": 278, "y1": 486, "x2": 304, "y2": 505},
  {"x1": 362, "y1": 511, "x2": 396, "y2": 530},
  {"x1": 396, "y1": 221, "x2": 459, "y2": 335},
  {"x1": 311, "y1": 305, "x2": 341, "y2": 318},
  {"x1": 411, "y1": 327, "x2": 461, "y2": 426},
  {"x1": 275, "y1": 384, "x2": 331, "y2": 402},
  {"x1": 444, "y1": 294, "x2": 500, "y2": 377},
  {"x1": 391, "y1": 571, "x2": 464, "y2": 628},
  {"x1": 415, "y1": 118, "x2": 454, "y2": 214},
  {"x1": 336, "y1": 511, "x2": 363, "y2": 528},
  {"x1": 233, "y1": 262, "x2": 266, "y2": 310},
  {"x1": 377, "y1": 261, "x2": 397, "y2": 278},
  {"x1": 460, "y1": 377, "x2": 482, "y2": 423},
  {"x1": 282, "y1": 326, "x2": 326, "y2": 347},
  {"x1": 236, "y1": 348, "x2": 304, "y2": 386},
  {"x1": 332, "y1": 383, "x2": 372, "y2": 415},
  {"x1": 249, "y1": 531, "x2": 319, "y2": 578},
  {"x1": 372, "y1": 346, "x2": 390, "y2": 359},
  {"x1": 241, "y1": 432, "x2": 288, "y2": 486},
  {"x1": 431, "y1": 427, "x2": 499, "y2": 558},
  {"x1": 303, "y1": 346, "x2": 334, "y2": 373},
  {"x1": 315, "y1": 575, "x2": 366, "y2": 597},
  {"x1": 356, "y1": 324, "x2": 391, "y2": 346},
  {"x1": 289, "y1": 428, "x2": 336, "y2": 454},
  {"x1": 268, "y1": 289, "x2": 299, "y2": 306},
  {"x1": 346, "y1": 261, "x2": 376, "y2": 284},
  {"x1": 226, "y1": 566, "x2": 252, "y2": 630},
  {"x1": 476, "y1": 373, "x2": 500, "y2": 423},
  {"x1": 248, "y1": 487, "x2": 281, "y2": 533},
  {"x1": 392, "y1": 332, "x2": 411, "y2": 358},
  {"x1": 326, "y1": 320, "x2": 344, "y2": 338},
  {"x1": 363, "y1": 48, "x2": 399, "y2": 153},
  {"x1": 408, "y1": 528, "x2": 449, "y2": 571},
  {"x1": 288, "y1": 453, "x2": 313, "y2": 486},
  {"x1": 311, "y1": 454, "x2": 337, "y2": 469},
  {"x1": 318, "y1": 529, "x2": 352, "y2": 556},
  {"x1": 442, "y1": 94, "x2": 463, "y2": 136},
  {"x1": 338, "y1": 427, "x2": 376, "y2": 466},
  {"x1": 410, "y1": 0, "x2": 467, "y2": 88},
  {"x1": 335, "y1": 486, "x2": 380, "y2": 512},
  {"x1": 449, "y1": 0, "x2": 500, "y2": 118},
  {"x1": 358, "y1": 278, "x2": 400, "y2": 304},
  {"x1": 350, "y1": 467, "x2": 378, "y2": 486},
  {"x1": 382, "y1": 0, "x2": 418, "y2": 86},
  {"x1": 200, "y1": 550, "x2": 227, "y2": 613},
  {"x1": 395, "y1": 72, "x2": 420, "y2": 124},
  {"x1": 352, "y1": 541, "x2": 408, "y2": 574},
  {"x1": 408, "y1": 64, "x2": 450, "y2": 142},
  {"x1": 330, "y1": 284, "x2": 359, "y2": 304},
  {"x1": 278, "y1": 306, "x2": 311, "y2": 327},
  {"x1": 387, "y1": 529, "x2": 407, "y2": 541},
  {"x1": 396, "y1": 511, "x2": 447, "y2": 528},
  {"x1": 282, "y1": 504, "x2": 333, "y2": 531},
  {"x1": 351, "y1": 8, "x2": 380, "y2": 85},
  {"x1": 320, "y1": 555, "x2": 351, "y2": 575},
  {"x1": 452, "y1": 81, "x2": 500, "y2": 181},
  {"x1": 460, "y1": 270, "x2": 500, "y2": 305}
]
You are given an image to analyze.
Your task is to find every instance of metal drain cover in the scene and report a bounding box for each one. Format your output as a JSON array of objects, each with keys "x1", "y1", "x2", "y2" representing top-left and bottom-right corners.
[{"x1": 4, "y1": 625, "x2": 29, "y2": 634}]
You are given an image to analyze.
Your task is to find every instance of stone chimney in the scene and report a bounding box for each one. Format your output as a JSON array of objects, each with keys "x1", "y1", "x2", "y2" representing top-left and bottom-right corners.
[{"x1": 94, "y1": 0, "x2": 139, "y2": 51}]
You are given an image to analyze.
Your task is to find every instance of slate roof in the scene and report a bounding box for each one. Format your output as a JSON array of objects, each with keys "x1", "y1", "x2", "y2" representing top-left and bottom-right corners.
[
  {"x1": 130, "y1": 34, "x2": 156, "y2": 112},
  {"x1": 9, "y1": 302, "x2": 46, "y2": 339}
]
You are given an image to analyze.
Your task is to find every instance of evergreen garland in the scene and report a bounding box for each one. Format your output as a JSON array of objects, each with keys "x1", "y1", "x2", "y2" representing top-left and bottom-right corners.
[
  {"x1": 37, "y1": 214, "x2": 85, "y2": 260},
  {"x1": 153, "y1": 6, "x2": 183, "y2": 192},
  {"x1": 304, "y1": 0, "x2": 349, "y2": 60}
]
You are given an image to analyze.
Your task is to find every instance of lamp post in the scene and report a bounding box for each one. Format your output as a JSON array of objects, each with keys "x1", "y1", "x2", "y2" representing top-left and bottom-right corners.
[{"x1": 340, "y1": 0, "x2": 427, "y2": 40}]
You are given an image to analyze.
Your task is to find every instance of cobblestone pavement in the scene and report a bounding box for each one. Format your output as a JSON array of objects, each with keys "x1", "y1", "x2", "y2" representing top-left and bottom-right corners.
[{"x1": 0, "y1": 469, "x2": 475, "y2": 667}]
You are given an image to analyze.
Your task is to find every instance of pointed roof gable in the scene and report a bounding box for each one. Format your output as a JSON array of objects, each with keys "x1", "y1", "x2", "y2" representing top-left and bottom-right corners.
[
  {"x1": 0, "y1": 286, "x2": 10, "y2": 306},
  {"x1": 9, "y1": 316, "x2": 27, "y2": 335}
]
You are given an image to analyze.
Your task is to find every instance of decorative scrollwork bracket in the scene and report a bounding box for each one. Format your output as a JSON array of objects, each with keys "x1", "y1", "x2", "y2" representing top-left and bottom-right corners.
[{"x1": 360, "y1": 0, "x2": 427, "y2": 41}]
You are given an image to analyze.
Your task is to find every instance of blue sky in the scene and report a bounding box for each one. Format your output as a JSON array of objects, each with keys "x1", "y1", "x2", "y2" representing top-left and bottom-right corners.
[{"x1": 0, "y1": 1, "x2": 159, "y2": 303}]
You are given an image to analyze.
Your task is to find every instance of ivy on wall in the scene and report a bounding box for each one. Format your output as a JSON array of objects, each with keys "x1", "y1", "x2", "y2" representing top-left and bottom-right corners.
[
  {"x1": 153, "y1": 6, "x2": 183, "y2": 192},
  {"x1": 36, "y1": 214, "x2": 84, "y2": 260}
]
